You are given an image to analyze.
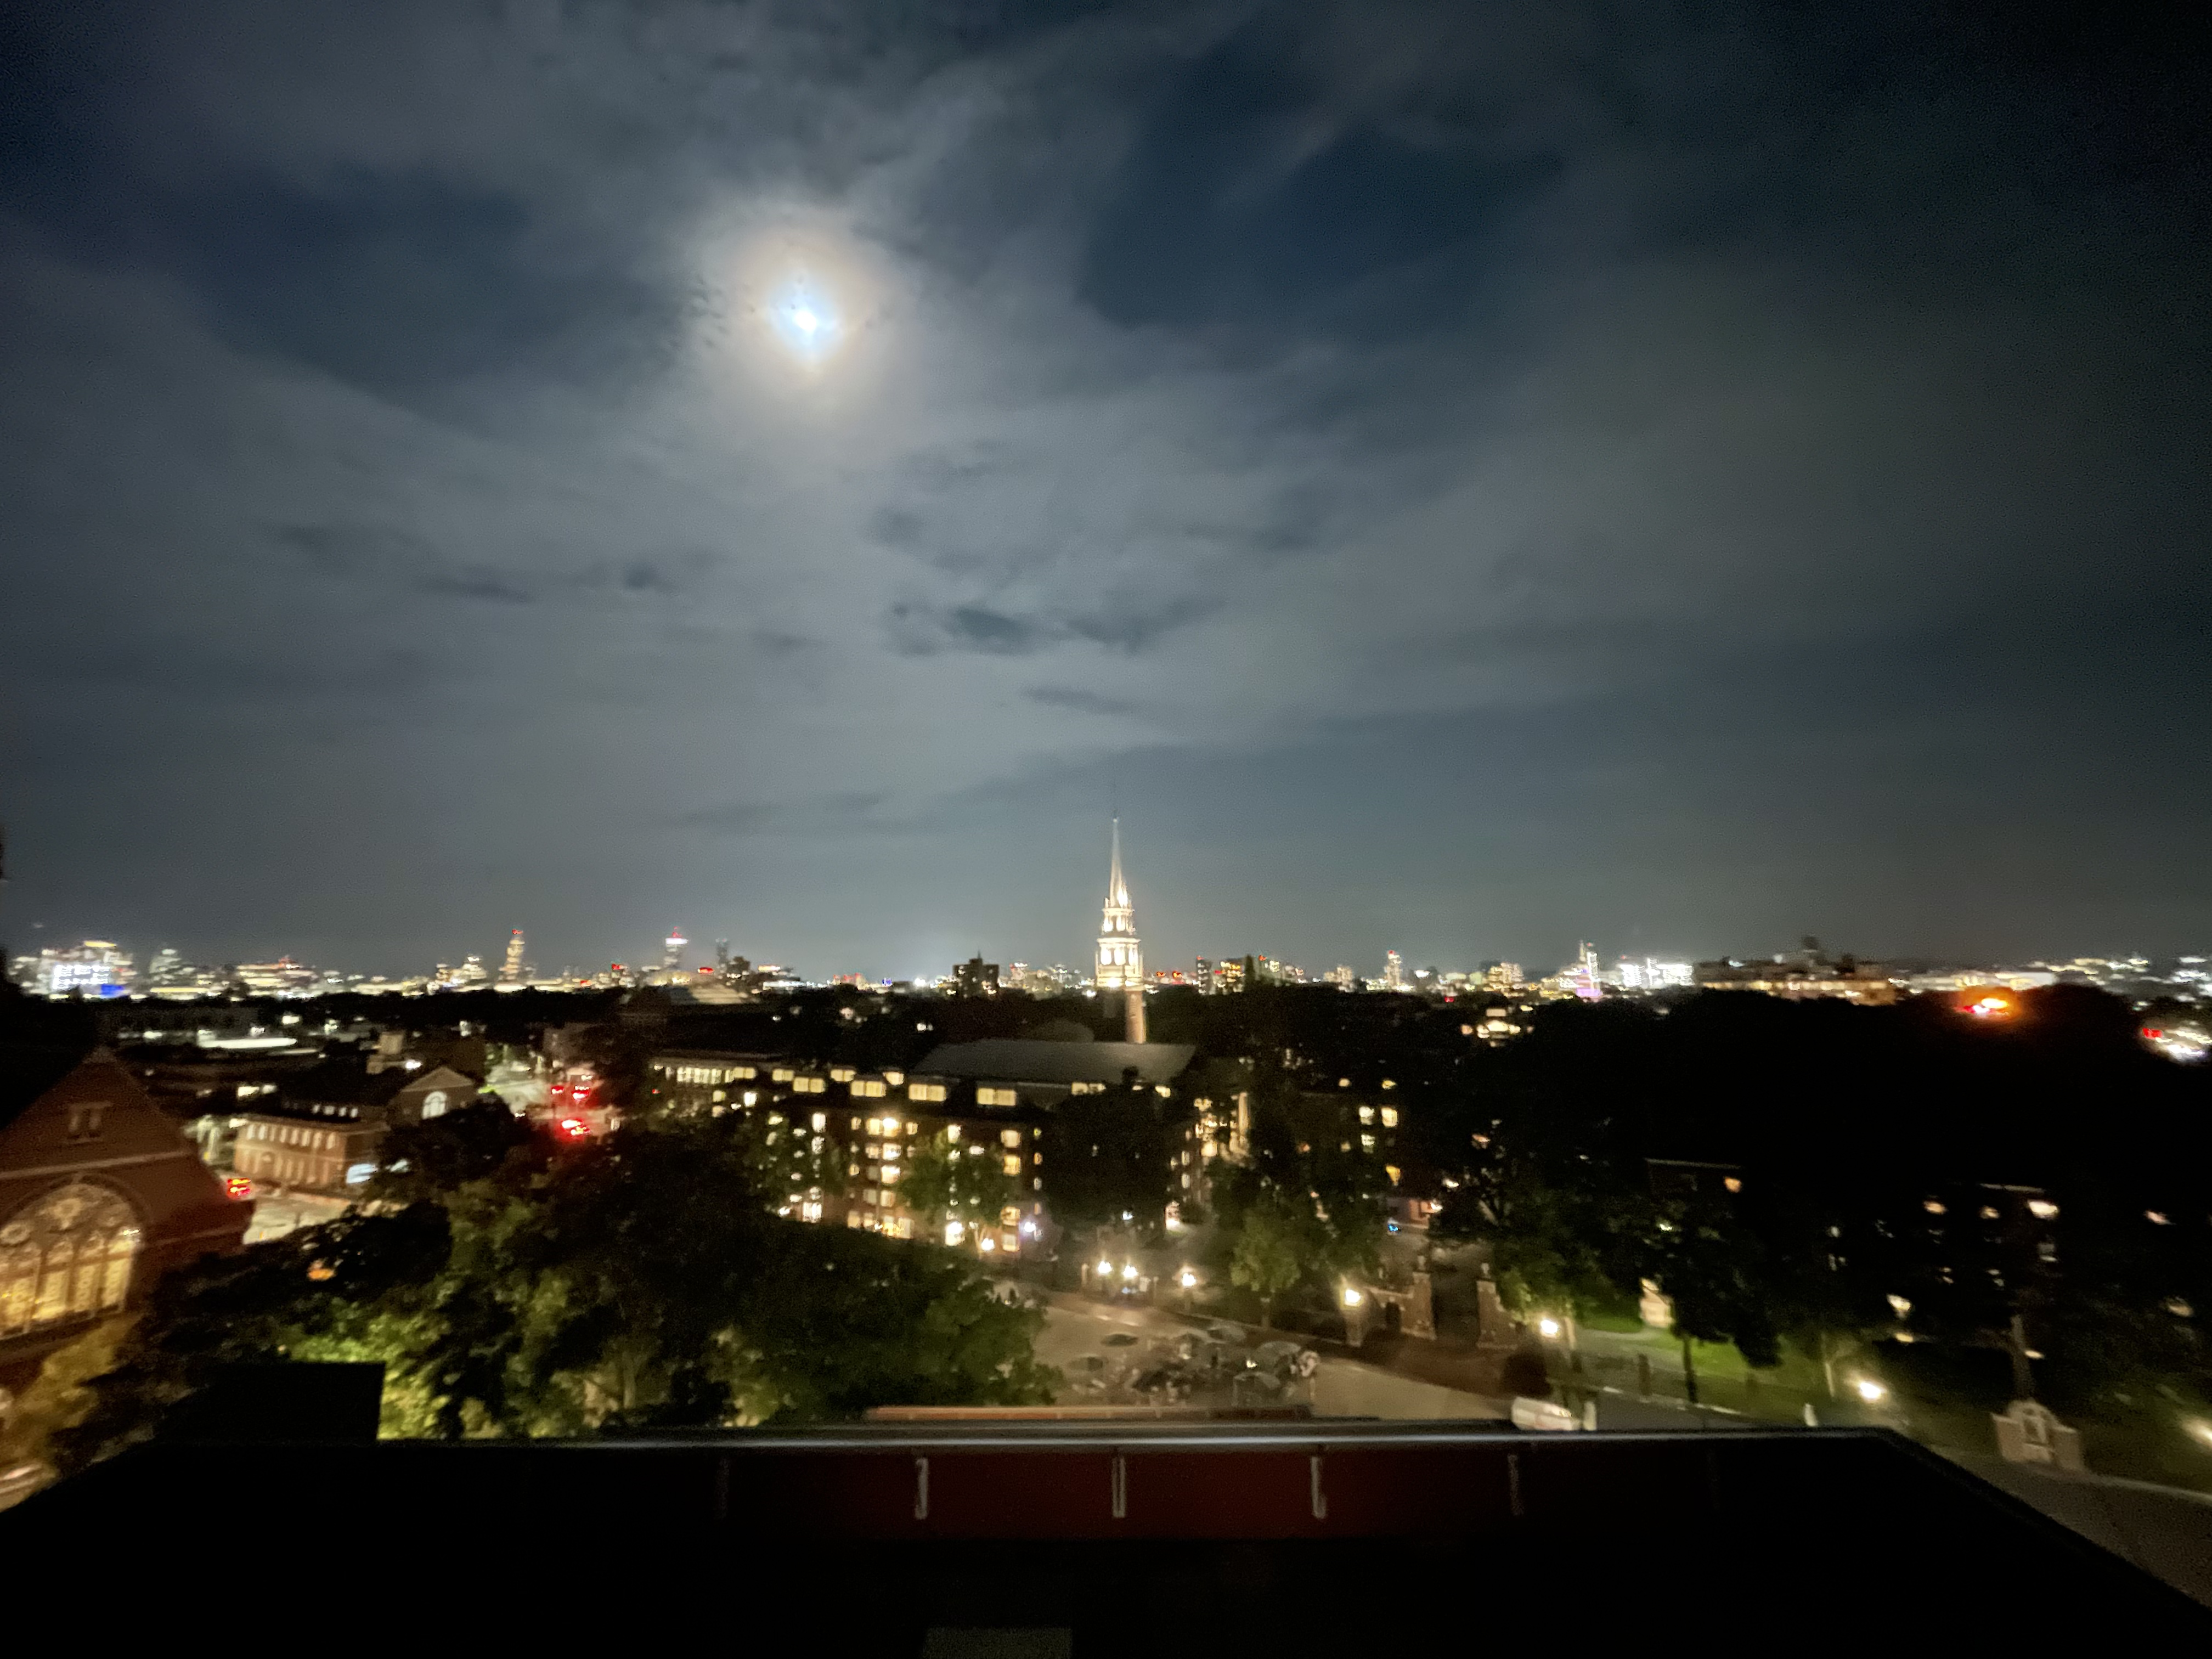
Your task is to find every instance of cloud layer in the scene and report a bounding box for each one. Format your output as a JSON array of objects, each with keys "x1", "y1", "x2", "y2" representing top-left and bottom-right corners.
[{"x1": 2, "y1": 0, "x2": 2207, "y2": 978}]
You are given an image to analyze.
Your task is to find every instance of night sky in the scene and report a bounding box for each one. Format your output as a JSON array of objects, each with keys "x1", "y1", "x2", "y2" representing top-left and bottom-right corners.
[{"x1": 2, "y1": 2, "x2": 2207, "y2": 980}]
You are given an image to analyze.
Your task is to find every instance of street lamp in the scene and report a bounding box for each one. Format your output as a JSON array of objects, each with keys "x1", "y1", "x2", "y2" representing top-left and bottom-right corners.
[{"x1": 1537, "y1": 1316, "x2": 1562, "y2": 1339}]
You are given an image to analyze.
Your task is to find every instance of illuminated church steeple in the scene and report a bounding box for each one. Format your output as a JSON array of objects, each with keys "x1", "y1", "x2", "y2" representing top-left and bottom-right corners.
[{"x1": 1094, "y1": 819, "x2": 1147, "y2": 1043}]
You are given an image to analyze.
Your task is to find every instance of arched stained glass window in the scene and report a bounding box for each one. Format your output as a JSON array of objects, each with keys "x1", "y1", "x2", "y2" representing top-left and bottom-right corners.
[{"x1": 0, "y1": 1182, "x2": 142, "y2": 1333}]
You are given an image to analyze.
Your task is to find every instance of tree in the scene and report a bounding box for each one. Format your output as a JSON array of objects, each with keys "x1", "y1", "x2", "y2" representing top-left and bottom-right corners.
[
  {"x1": 1042, "y1": 1080, "x2": 1175, "y2": 1237},
  {"x1": 366, "y1": 1099, "x2": 538, "y2": 1205},
  {"x1": 1229, "y1": 1196, "x2": 1307, "y2": 1330},
  {"x1": 0, "y1": 1315, "x2": 138, "y2": 1483},
  {"x1": 58, "y1": 1113, "x2": 1054, "y2": 1465},
  {"x1": 899, "y1": 1130, "x2": 1022, "y2": 1245},
  {"x1": 1207, "y1": 1050, "x2": 1393, "y2": 1312}
]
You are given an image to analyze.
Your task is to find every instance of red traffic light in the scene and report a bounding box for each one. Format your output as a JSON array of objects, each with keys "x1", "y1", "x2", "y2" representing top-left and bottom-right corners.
[{"x1": 225, "y1": 1176, "x2": 255, "y2": 1200}]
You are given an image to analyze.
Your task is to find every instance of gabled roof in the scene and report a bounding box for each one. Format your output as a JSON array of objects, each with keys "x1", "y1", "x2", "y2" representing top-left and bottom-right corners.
[
  {"x1": 283, "y1": 1059, "x2": 467, "y2": 1108},
  {"x1": 913, "y1": 1040, "x2": 1195, "y2": 1087}
]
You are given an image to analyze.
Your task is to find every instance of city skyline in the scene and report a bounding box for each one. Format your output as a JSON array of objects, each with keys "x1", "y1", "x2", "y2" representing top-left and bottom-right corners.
[{"x1": 9, "y1": 811, "x2": 2209, "y2": 988}]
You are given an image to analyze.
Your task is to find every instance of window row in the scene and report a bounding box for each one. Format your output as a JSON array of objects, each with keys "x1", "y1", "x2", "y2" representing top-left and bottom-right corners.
[{"x1": 246, "y1": 1121, "x2": 348, "y2": 1151}]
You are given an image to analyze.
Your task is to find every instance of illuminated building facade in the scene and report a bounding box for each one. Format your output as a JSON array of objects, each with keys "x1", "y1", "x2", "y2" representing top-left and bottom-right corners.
[
  {"x1": 232, "y1": 1059, "x2": 480, "y2": 1196},
  {"x1": 502, "y1": 930, "x2": 528, "y2": 983},
  {"x1": 23, "y1": 941, "x2": 133, "y2": 1000}
]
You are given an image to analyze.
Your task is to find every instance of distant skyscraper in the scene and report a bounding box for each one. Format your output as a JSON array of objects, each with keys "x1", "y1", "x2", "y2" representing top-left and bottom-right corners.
[
  {"x1": 1094, "y1": 820, "x2": 1146, "y2": 1042},
  {"x1": 662, "y1": 928, "x2": 687, "y2": 972},
  {"x1": 502, "y1": 930, "x2": 527, "y2": 983},
  {"x1": 1384, "y1": 950, "x2": 1407, "y2": 991},
  {"x1": 1573, "y1": 941, "x2": 1602, "y2": 1000}
]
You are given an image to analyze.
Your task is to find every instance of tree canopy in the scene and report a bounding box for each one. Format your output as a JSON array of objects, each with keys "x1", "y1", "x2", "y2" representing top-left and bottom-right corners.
[{"x1": 57, "y1": 1110, "x2": 1052, "y2": 1470}]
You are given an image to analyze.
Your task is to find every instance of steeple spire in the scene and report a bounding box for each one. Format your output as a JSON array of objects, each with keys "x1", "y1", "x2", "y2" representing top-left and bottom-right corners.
[{"x1": 1094, "y1": 818, "x2": 1146, "y2": 1043}]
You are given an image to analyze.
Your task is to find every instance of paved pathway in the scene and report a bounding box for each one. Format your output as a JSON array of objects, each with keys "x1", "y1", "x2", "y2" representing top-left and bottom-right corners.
[{"x1": 1037, "y1": 1296, "x2": 1506, "y2": 1420}]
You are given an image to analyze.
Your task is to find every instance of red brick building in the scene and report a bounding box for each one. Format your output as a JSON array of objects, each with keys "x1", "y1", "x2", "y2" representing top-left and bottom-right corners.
[{"x1": 1, "y1": 1041, "x2": 251, "y2": 1393}]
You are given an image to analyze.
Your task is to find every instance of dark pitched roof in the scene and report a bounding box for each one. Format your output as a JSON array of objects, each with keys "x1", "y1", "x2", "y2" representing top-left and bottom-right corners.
[
  {"x1": 281, "y1": 1060, "x2": 425, "y2": 1108},
  {"x1": 913, "y1": 1040, "x2": 1196, "y2": 1087}
]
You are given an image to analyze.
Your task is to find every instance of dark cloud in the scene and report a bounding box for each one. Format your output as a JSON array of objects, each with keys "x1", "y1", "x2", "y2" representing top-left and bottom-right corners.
[{"x1": 1025, "y1": 686, "x2": 1139, "y2": 716}]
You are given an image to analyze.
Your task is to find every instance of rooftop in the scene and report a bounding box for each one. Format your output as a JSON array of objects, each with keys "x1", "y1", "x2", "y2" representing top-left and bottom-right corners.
[{"x1": 914, "y1": 1039, "x2": 1196, "y2": 1087}]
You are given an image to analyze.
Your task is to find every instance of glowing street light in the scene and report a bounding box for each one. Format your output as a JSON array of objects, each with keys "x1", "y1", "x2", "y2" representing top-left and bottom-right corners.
[
  {"x1": 1854, "y1": 1378, "x2": 1888, "y2": 1404},
  {"x1": 1179, "y1": 1269, "x2": 1198, "y2": 1289},
  {"x1": 1537, "y1": 1316, "x2": 1563, "y2": 1339},
  {"x1": 1341, "y1": 1287, "x2": 1364, "y2": 1307}
]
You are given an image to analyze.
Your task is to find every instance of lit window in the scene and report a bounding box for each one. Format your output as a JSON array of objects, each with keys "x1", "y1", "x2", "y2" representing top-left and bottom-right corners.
[
  {"x1": 1379, "y1": 1107, "x2": 1398, "y2": 1128},
  {"x1": 978, "y1": 1087, "x2": 1017, "y2": 1107},
  {"x1": 1358, "y1": 1105, "x2": 1374, "y2": 1124},
  {"x1": 1000, "y1": 1129, "x2": 1023, "y2": 1148},
  {"x1": 0, "y1": 1184, "x2": 140, "y2": 1336},
  {"x1": 1003, "y1": 1155, "x2": 1022, "y2": 1177},
  {"x1": 1361, "y1": 1134, "x2": 1376, "y2": 1151},
  {"x1": 908, "y1": 1082, "x2": 946, "y2": 1103},
  {"x1": 946, "y1": 1125, "x2": 962, "y2": 1143},
  {"x1": 810, "y1": 1112, "x2": 827, "y2": 1131},
  {"x1": 830, "y1": 1067, "x2": 855, "y2": 1083},
  {"x1": 772, "y1": 1069, "x2": 794, "y2": 1082}
]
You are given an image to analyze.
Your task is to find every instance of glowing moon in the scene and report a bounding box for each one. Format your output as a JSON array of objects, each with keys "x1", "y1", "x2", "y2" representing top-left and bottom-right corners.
[
  {"x1": 702, "y1": 219, "x2": 883, "y2": 384},
  {"x1": 765, "y1": 276, "x2": 845, "y2": 364}
]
